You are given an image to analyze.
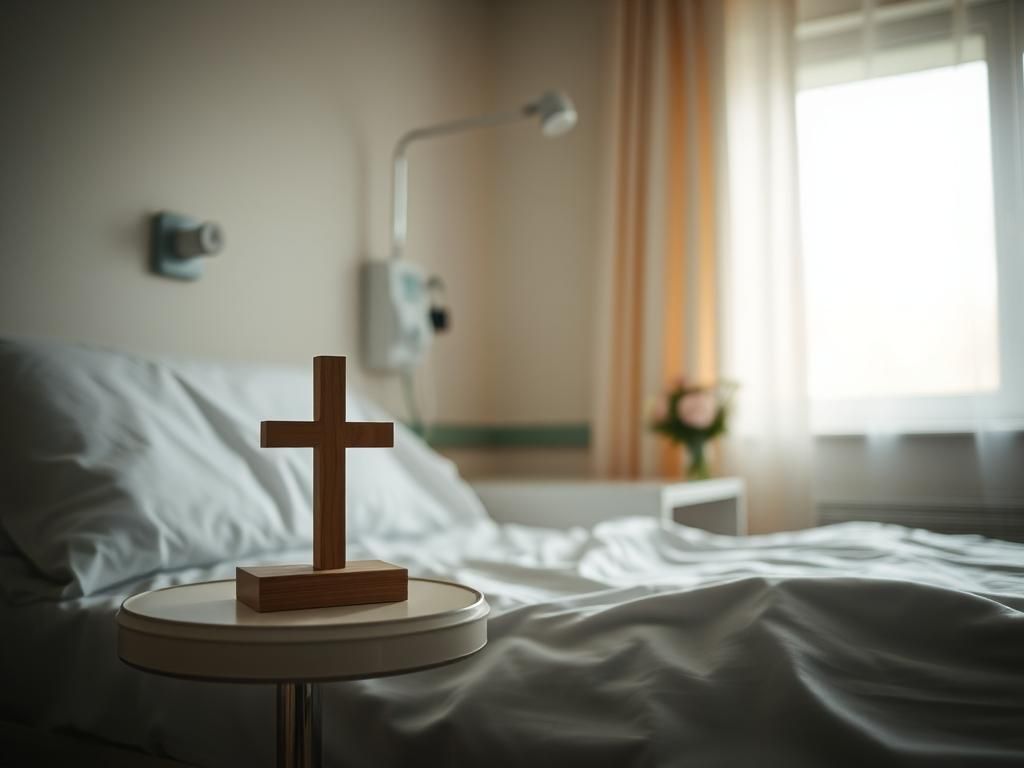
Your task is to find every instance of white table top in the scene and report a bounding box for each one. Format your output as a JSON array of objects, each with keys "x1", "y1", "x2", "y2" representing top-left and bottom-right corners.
[{"x1": 117, "y1": 578, "x2": 489, "y2": 683}]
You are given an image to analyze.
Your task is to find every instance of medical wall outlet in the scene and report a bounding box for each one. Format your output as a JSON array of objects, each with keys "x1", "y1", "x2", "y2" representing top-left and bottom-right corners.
[
  {"x1": 150, "y1": 211, "x2": 224, "y2": 280},
  {"x1": 361, "y1": 259, "x2": 435, "y2": 372}
]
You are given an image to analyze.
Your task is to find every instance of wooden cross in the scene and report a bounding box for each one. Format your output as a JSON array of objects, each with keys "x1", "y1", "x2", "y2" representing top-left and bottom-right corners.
[
  {"x1": 236, "y1": 356, "x2": 408, "y2": 612},
  {"x1": 261, "y1": 356, "x2": 392, "y2": 570}
]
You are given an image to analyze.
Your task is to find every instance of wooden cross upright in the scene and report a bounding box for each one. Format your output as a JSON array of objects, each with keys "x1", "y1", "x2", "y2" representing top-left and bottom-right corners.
[
  {"x1": 236, "y1": 356, "x2": 409, "y2": 612},
  {"x1": 261, "y1": 356, "x2": 392, "y2": 570}
]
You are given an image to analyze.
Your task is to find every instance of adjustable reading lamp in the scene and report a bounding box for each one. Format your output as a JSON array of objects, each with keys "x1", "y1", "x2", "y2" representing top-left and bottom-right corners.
[
  {"x1": 362, "y1": 90, "x2": 577, "y2": 432},
  {"x1": 390, "y1": 90, "x2": 578, "y2": 261},
  {"x1": 362, "y1": 90, "x2": 577, "y2": 377}
]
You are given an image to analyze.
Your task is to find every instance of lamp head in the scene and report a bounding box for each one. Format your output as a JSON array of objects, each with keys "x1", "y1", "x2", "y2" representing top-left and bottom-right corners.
[{"x1": 525, "y1": 90, "x2": 578, "y2": 137}]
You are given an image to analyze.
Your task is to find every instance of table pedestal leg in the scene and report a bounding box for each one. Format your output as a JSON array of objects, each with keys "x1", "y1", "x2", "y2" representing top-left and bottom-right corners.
[{"x1": 277, "y1": 682, "x2": 321, "y2": 768}]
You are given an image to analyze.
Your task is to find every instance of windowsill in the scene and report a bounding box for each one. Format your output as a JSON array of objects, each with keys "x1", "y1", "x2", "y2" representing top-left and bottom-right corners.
[
  {"x1": 810, "y1": 400, "x2": 1024, "y2": 436},
  {"x1": 814, "y1": 426, "x2": 1024, "y2": 439}
]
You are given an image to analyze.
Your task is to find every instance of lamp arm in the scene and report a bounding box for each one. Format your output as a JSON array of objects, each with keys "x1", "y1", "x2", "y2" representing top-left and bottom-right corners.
[{"x1": 390, "y1": 108, "x2": 531, "y2": 260}]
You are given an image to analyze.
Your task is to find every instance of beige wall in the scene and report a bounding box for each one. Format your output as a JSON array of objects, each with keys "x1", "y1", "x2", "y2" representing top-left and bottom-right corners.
[
  {"x1": 433, "y1": 0, "x2": 613, "y2": 477},
  {"x1": 0, "y1": 0, "x2": 612, "y2": 474},
  {"x1": 0, "y1": 0, "x2": 496, "y2": 418},
  {"x1": 485, "y1": 0, "x2": 612, "y2": 425}
]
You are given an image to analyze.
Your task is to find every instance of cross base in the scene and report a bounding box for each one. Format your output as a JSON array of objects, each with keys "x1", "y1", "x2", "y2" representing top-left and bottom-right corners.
[{"x1": 236, "y1": 561, "x2": 408, "y2": 613}]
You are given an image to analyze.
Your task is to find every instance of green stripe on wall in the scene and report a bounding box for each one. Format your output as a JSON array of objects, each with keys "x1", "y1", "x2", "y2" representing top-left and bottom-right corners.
[{"x1": 411, "y1": 423, "x2": 591, "y2": 449}]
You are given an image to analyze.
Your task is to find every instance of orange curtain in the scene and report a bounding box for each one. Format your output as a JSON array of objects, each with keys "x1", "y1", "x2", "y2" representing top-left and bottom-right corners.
[
  {"x1": 596, "y1": 0, "x2": 812, "y2": 532},
  {"x1": 598, "y1": 0, "x2": 723, "y2": 479}
]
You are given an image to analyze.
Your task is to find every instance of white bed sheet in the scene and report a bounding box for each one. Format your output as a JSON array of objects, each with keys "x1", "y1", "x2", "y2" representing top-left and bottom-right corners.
[{"x1": 2, "y1": 518, "x2": 1023, "y2": 767}]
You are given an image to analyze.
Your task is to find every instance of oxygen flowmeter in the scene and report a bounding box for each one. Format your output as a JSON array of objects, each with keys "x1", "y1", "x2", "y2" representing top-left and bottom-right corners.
[{"x1": 360, "y1": 259, "x2": 448, "y2": 372}]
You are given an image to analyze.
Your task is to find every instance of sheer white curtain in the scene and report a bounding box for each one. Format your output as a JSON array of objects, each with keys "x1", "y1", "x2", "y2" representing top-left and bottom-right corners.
[{"x1": 719, "y1": 0, "x2": 813, "y2": 532}]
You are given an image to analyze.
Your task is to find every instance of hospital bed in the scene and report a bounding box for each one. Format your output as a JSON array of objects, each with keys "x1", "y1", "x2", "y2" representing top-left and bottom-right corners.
[{"x1": 1, "y1": 337, "x2": 1022, "y2": 767}]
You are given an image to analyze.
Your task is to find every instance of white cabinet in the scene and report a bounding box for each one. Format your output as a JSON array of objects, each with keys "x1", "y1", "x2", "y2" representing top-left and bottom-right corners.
[{"x1": 471, "y1": 478, "x2": 746, "y2": 535}]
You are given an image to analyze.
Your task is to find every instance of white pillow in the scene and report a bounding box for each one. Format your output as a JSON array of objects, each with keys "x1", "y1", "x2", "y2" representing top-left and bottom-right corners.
[{"x1": 0, "y1": 338, "x2": 489, "y2": 598}]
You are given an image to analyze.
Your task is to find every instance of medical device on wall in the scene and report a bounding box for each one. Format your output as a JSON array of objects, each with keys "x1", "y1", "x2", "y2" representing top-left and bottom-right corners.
[
  {"x1": 150, "y1": 211, "x2": 224, "y2": 281},
  {"x1": 360, "y1": 90, "x2": 577, "y2": 373},
  {"x1": 361, "y1": 259, "x2": 435, "y2": 371}
]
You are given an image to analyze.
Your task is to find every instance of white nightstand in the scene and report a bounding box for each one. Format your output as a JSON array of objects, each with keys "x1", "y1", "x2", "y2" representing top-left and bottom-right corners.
[
  {"x1": 471, "y1": 477, "x2": 746, "y2": 535},
  {"x1": 117, "y1": 578, "x2": 489, "y2": 768}
]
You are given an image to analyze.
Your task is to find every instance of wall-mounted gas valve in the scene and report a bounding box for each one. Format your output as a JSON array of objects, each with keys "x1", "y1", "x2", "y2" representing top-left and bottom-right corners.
[{"x1": 150, "y1": 211, "x2": 224, "y2": 280}]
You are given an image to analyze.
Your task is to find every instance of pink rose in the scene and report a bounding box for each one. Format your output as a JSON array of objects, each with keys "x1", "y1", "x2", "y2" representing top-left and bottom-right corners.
[{"x1": 677, "y1": 391, "x2": 716, "y2": 429}]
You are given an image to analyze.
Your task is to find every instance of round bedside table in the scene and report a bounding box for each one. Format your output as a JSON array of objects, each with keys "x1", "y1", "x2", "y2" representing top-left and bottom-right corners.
[{"x1": 117, "y1": 577, "x2": 489, "y2": 768}]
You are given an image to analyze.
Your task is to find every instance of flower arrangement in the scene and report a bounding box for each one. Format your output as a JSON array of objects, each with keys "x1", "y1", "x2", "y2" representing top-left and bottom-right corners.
[{"x1": 649, "y1": 377, "x2": 736, "y2": 480}]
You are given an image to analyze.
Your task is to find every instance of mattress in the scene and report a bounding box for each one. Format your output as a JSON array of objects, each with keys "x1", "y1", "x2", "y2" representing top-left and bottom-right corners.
[{"x1": 2, "y1": 517, "x2": 1023, "y2": 768}]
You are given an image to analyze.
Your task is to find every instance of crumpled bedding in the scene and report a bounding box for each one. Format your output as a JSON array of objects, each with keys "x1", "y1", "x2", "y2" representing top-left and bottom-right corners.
[{"x1": 2, "y1": 518, "x2": 1023, "y2": 767}]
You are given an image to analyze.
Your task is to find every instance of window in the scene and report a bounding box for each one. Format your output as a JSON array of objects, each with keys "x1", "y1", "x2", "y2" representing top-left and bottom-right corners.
[{"x1": 795, "y1": 1, "x2": 1024, "y2": 433}]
